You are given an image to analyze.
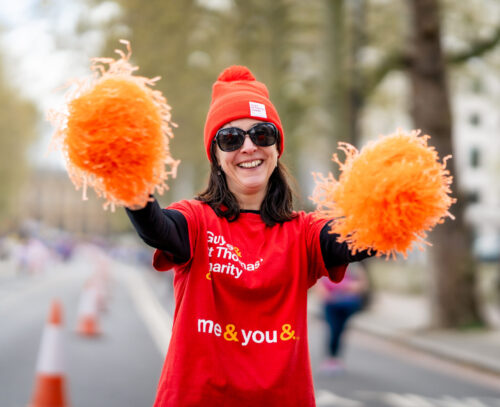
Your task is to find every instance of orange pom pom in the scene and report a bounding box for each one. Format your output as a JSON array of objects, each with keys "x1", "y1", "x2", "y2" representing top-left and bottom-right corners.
[
  {"x1": 48, "y1": 40, "x2": 179, "y2": 210},
  {"x1": 311, "y1": 129, "x2": 456, "y2": 259},
  {"x1": 217, "y1": 66, "x2": 256, "y2": 82}
]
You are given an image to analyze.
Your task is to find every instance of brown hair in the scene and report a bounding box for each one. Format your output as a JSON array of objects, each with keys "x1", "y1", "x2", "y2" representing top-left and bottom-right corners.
[{"x1": 195, "y1": 143, "x2": 296, "y2": 226}]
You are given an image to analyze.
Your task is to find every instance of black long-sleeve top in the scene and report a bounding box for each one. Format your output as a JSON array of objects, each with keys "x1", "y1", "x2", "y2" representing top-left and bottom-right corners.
[{"x1": 126, "y1": 198, "x2": 372, "y2": 269}]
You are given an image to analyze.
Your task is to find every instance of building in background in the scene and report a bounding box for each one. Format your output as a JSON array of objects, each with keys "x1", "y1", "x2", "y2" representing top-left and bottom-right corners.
[
  {"x1": 454, "y1": 61, "x2": 500, "y2": 261},
  {"x1": 362, "y1": 65, "x2": 500, "y2": 261},
  {"x1": 15, "y1": 168, "x2": 130, "y2": 237}
]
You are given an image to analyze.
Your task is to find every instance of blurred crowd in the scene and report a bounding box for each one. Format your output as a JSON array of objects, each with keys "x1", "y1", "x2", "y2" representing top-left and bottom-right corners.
[{"x1": 0, "y1": 220, "x2": 154, "y2": 277}]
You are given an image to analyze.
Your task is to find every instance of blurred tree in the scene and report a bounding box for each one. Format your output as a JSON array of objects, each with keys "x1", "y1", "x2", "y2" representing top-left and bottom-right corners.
[
  {"x1": 408, "y1": 0, "x2": 484, "y2": 328},
  {"x1": 96, "y1": 0, "x2": 226, "y2": 204},
  {"x1": 324, "y1": 0, "x2": 410, "y2": 146},
  {"x1": 327, "y1": 0, "x2": 500, "y2": 145},
  {"x1": 228, "y1": 0, "x2": 322, "y2": 182},
  {"x1": 324, "y1": 0, "x2": 500, "y2": 327},
  {"x1": 324, "y1": 0, "x2": 348, "y2": 144},
  {"x1": 0, "y1": 54, "x2": 37, "y2": 233}
]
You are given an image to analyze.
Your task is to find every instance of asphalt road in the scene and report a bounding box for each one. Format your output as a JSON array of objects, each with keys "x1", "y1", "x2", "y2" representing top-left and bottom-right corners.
[
  {"x1": 309, "y1": 317, "x2": 500, "y2": 406},
  {"x1": 1, "y1": 249, "x2": 500, "y2": 407},
  {"x1": 0, "y1": 253, "x2": 162, "y2": 407}
]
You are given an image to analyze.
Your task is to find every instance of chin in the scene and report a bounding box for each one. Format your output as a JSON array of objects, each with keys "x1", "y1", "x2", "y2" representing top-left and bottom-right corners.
[
  {"x1": 239, "y1": 179, "x2": 267, "y2": 192},
  {"x1": 243, "y1": 183, "x2": 266, "y2": 192},
  {"x1": 241, "y1": 175, "x2": 267, "y2": 186}
]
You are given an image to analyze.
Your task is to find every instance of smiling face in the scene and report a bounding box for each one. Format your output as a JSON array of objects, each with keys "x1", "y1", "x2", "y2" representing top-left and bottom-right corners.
[{"x1": 215, "y1": 118, "x2": 279, "y2": 209}]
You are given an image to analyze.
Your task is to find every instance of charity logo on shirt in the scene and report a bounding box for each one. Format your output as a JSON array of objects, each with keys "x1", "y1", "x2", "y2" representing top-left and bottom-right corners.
[
  {"x1": 200, "y1": 230, "x2": 300, "y2": 347},
  {"x1": 197, "y1": 318, "x2": 299, "y2": 346},
  {"x1": 206, "y1": 230, "x2": 263, "y2": 280}
]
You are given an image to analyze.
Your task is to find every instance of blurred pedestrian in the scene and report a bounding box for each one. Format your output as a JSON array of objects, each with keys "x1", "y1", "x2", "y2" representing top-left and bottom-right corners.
[
  {"x1": 125, "y1": 65, "x2": 373, "y2": 406},
  {"x1": 317, "y1": 262, "x2": 370, "y2": 374},
  {"x1": 24, "y1": 237, "x2": 51, "y2": 275}
]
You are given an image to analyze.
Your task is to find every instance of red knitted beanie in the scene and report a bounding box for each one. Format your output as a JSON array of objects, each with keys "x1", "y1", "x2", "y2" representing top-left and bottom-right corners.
[{"x1": 204, "y1": 65, "x2": 284, "y2": 161}]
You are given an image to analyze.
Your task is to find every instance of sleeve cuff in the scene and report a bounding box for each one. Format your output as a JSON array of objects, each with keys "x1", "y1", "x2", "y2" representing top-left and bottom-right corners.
[
  {"x1": 327, "y1": 264, "x2": 347, "y2": 283},
  {"x1": 152, "y1": 249, "x2": 176, "y2": 271}
]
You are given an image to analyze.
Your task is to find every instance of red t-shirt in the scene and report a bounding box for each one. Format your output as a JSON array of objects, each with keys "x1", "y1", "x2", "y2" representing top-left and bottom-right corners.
[{"x1": 152, "y1": 200, "x2": 346, "y2": 406}]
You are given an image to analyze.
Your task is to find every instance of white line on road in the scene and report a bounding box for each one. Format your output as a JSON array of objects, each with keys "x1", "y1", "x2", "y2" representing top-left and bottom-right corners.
[
  {"x1": 351, "y1": 331, "x2": 500, "y2": 391},
  {"x1": 123, "y1": 267, "x2": 172, "y2": 357},
  {"x1": 358, "y1": 391, "x2": 500, "y2": 407},
  {"x1": 316, "y1": 389, "x2": 364, "y2": 406}
]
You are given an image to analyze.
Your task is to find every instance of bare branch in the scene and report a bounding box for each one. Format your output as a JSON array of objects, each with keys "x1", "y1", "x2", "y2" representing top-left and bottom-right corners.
[
  {"x1": 363, "y1": 50, "x2": 412, "y2": 96},
  {"x1": 362, "y1": 25, "x2": 500, "y2": 96},
  {"x1": 447, "y1": 26, "x2": 500, "y2": 65}
]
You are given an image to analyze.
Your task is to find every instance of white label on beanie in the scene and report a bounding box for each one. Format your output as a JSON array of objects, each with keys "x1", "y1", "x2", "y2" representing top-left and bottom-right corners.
[{"x1": 249, "y1": 101, "x2": 267, "y2": 118}]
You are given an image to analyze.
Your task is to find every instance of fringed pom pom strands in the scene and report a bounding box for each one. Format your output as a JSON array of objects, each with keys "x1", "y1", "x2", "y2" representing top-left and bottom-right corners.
[
  {"x1": 48, "y1": 40, "x2": 180, "y2": 210},
  {"x1": 311, "y1": 130, "x2": 456, "y2": 259}
]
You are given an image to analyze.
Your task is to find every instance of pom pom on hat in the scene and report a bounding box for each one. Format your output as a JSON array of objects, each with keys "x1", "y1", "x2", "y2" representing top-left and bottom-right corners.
[
  {"x1": 217, "y1": 66, "x2": 256, "y2": 82},
  {"x1": 311, "y1": 129, "x2": 456, "y2": 259},
  {"x1": 48, "y1": 40, "x2": 180, "y2": 210},
  {"x1": 204, "y1": 65, "x2": 284, "y2": 161}
]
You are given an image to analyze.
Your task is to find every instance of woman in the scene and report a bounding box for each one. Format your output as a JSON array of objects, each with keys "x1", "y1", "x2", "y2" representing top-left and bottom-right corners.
[
  {"x1": 318, "y1": 262, "x2": 370, "y2": 374},
  {"x1": 126, "y1": 65, "x2": 371, "y2": 406}
]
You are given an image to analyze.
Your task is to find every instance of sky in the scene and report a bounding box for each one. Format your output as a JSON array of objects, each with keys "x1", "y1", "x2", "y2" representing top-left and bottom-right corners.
[
  {"x1": 0, "y1": 0, "x2": 233, "y2": 168},
  {"x1": 0, "y1": 0, "x2": 122, "y2": 168},
  {"x1": 3, "y1": 1, "x2": 90, "y2": 109},
  {"x1": 0, "y1": 0, "x2": 227, "y2": 114}
]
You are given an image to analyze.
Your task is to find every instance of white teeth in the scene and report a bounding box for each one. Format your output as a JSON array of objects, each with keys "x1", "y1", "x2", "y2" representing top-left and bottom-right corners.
[{"x1": 238, "y1": 160, "x2": 262, "y2": 168}]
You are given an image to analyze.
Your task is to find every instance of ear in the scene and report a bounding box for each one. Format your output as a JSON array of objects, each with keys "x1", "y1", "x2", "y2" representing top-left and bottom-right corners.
[{"x1": 273, "y1": 145, "x2": 279, "y2": 162}]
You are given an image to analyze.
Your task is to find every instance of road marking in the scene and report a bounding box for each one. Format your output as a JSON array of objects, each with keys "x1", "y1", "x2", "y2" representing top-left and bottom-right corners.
[
  {"x1": 316, "y1": 389, "x2": 500, "y2": 407},
  {"x1": 351, "y1": 331, "x2": 500, "y2": 391},
  {"x1": 123, "y1": 267, "x2": 172, "y2": 357},
  {"x1": 382, "y1": 392, "x2": 437, "y2": 406},
  {"x1": 359, "y1": 391, "x2": 500, "y2": 407},
  {"x1": 316, "y1": 389, "x2": 363, "y2": 406}
]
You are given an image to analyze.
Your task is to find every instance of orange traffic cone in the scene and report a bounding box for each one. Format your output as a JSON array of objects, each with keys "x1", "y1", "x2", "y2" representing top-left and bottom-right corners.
[
  {"x1": 29, "y1": 299, "x2": 68, "y2": 407},
  {"x1": 90, "y1": 270, "x2": 109, "y2": 313},
  {"x1": 75, "y1": 284, "x2": 101, "y2": 337}
]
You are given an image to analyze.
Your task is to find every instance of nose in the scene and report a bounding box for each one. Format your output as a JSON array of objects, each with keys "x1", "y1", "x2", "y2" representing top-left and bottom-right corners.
[{"x1": 239, "y1": 134, "x2": 257, "y2": 153}]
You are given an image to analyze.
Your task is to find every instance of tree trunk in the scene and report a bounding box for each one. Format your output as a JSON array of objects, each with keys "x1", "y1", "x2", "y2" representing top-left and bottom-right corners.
[
  {"x1": 326, "y1": 0, "x2": 366, "y2": 147},
  {"x1": 325, "y1": 0, "x2": 349, "y2": 145},
  {"x1": 408, "y1": 0, "x2": 484, "y2": 328},
  {"x1": 346, "y1": 0, "x2": 366, "y2": 147}
]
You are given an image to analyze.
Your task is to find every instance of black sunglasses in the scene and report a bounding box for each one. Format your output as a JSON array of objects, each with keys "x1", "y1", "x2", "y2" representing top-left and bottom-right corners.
[{"x1": 214, "y1": 122, "x2": 279, "y2": 152}]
